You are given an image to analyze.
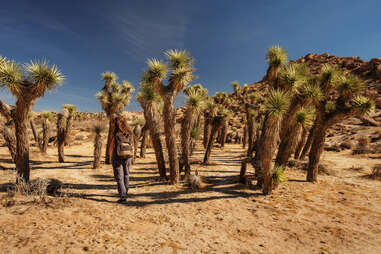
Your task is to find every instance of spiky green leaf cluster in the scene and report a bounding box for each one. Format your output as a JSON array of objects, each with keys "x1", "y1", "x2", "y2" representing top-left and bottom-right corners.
[
  {"x1": 266, "y1": 45, "x2": 288, "y2": 67},
  {"x1": 279, "y1": 63, "x2": 308, "y2": 90},
  {"x1": 184, "y1": 83, "x2": 208, "y2": 97},
  {"x1": 190, "y1": 127, "x2": 202, "y2": 140},
  {"x1": 185, "y1": 88, "x2": 206, "y2": 110},
  {"x1": 295, "y1": 107, "x2": 315, "y2": 126},
  {"x1": 353, "y1": 96, "x2": 375, "y2": 115},
  {"x1": 0, "y1": 58, "x2": 64, "y2": 98},
  {"x1": 25, "y1": 60, "x2": 64, "y2": 90},
  {"x1": 92, "y1": 124, "x2": 105, "y2": 134},
  {"x1": 231, "y1": 81, "x2": 241, "y2": 92},
  {"x1": 64, "y1": 104, "x2": 77, "y2": 115},
  {"x1": 320, "y1": 64, "x2": 341, "y2": 89},
  {"x1": 337, "y1": 75, "x2": 363, "y2": 99},
  {"x1": 137, "y1": 82, "x2": 161, "y2": 104},
  {"x1": 299, "y1": 82, "x2": 324, "y2": 102},
  {"x1": 265, "y1": 89, "x2": 290, "y2": 116},
  {"x1": 41, "y1": 111, "x2": 53, "y2": 121},
  {"x1": 248, "y1": 108, "x2": 257, "y2": 117},
  {"x1": 101, "y1": 72, "x2": 118, "y2": 82},
  {"x1": 272, "y1": 166, "x2": 287, "y2": 183},
  {"x1": 142, "y1": 59, "x2": 168, "y2": 84},
  {"x1": 325, "y1": 101, "x2": 336, "y2": 113}
]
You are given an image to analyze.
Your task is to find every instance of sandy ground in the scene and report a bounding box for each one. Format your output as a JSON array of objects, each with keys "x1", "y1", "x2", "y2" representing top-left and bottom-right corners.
[{"x1": 0, "y1": 142, "x2": 381, "y2": 254}]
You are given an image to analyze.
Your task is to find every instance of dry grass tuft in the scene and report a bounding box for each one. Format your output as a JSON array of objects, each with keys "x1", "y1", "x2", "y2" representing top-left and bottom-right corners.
[{"x1": 370, "y1": 165, "x2": 381, "y2": 180}]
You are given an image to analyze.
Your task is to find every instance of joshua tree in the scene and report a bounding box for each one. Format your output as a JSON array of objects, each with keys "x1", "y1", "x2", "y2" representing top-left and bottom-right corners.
[
  {"x1": 252, "y1": 46, "x2": 287, "y2": 189},
  {"x1": 40, "y1": 111, "x2": 52, "y2": 154},
  {"x1": 0, "y1": 57, "x2": 64, "y2": 182},
  {"x1": 265, "y1": 45, "x2": 288, "y2": 87},
  {"x1": 56, "y1": 112, "x2": 66, "y2": 162},
  {"x1": 140, "y1": 124, "x2": 149, "y2": 158},
  {"x1": 306, "y1": 66, "x2": 374, "y2": 182},
  {"x1": 275, "y1": 66, "x2": 323, "y2": 167},
  {"x1": 259, "y1": 89, "x2": 289, "y2": 195},
  {"x1": 92, "y1": 124, "x2": 105, "y2": 169},
  {"x1": 243, "y1": 92, "x2": 261, "y2": 156},
  {"x1": 137, "y1": 82, "x2": 167, "y2": 179},
  {"x1": 1, "y1": 123, "x2": 16, "y2": 162},
  {"x1": 63, "y1": 104, "x2": 76, "y2": 145},
  {"x1": 213, "y1": 92, "x2": 232, "y2": 148},
  {"x1": 142, "y1": 50, "x2": 195, "y2": 184},
  {"x1": 96, "y1": 72, "x2": 134, "y2": 164},
  {"x1": 181, "y1": 84, "x2": 207, "y2": 179},
  {"x1": 202, "y1": 99, "x2": 216, "y2": 149},
  {"x1": 203, "y1": 105, "x2": 230, "y2": 164},
  {"x1": 275, "y1": 107, "x2": 314, "y2": 167},
  {"x1": 29, "y1": 112, "x2": 39, "y2": 146},
  {"x1": 232, "y1": 80, "x2": 241, "y2": 96},
  {"x1": 56, "y1": 105, "x2": 76, "y2": 162}
]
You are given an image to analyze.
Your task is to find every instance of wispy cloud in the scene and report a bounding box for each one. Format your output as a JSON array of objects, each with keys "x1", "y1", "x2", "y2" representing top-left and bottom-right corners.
[{"x1": 105, "y1": 2, "x2": 191, "y2": 60}]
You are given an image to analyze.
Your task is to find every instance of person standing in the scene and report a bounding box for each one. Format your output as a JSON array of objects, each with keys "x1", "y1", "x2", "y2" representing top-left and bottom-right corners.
[{"x1": 109, "y1": 114, "x2": 136, "y2": 203}]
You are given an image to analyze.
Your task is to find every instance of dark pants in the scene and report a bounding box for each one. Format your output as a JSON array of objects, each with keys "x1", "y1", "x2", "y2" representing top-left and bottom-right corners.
[{"x1": 112, "y1": 155, "x2": 132, "y2": 199}]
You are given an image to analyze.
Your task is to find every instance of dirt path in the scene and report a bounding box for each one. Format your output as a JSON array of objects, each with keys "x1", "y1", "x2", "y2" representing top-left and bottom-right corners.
[{"x1": 0, "y1": 143, "x2": 381, "y2": 253}]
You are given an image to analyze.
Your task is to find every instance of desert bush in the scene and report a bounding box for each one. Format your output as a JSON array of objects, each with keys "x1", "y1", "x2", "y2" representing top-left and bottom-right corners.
[
  {"x1": 353, "y1": 136, "x2": 371, "y2": 154},
  {"x1": 370, "y1": 165, "x2": 381, "y2": 180}
]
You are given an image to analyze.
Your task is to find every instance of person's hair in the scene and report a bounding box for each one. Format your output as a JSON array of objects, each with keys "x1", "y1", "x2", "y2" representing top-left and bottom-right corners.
[{"x1": 115, "y1": 115, "x2": 134, "y2": 137}]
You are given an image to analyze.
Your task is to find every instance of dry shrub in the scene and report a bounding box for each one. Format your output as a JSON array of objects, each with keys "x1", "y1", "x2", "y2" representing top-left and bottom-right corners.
[
  {"x1": 186, "y1": 170, "x2": 205, "y2": 191},
  {"x1": 4, "y1": 176, "x2": 64, "y2": 206},
  {"x1": 370, "y1": 165, "x2": 381, "y2": 180},
  {"x1": 353, "y1": 136, "x2": 371, "y2": 154}
]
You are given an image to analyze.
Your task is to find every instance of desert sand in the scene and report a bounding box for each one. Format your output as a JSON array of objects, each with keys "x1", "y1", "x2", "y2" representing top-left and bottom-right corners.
[{"x1": 0, "y1": 141, "x2": 381, "y2": 254}]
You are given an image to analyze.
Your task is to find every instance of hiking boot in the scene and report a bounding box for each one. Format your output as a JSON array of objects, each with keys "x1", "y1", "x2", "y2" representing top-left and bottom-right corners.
[{"x1": 117, "y1": 198, "x2": 127, "y2": 204}]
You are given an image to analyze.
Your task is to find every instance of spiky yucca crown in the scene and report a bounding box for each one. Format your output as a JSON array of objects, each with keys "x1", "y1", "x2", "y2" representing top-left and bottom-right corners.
[
  {"x1": 64, "y1": 104, "x2": 77, "y2": 114},
  {"x1": 295, "y1": 108, "x2": 315, "y2": 126},
  {"x1": 41, "y1": 111, "x2": 53, "y2": 121},
  {"x1": 0, "y1": 58, "x2": 64, "y2": 98},
  {"x1": 266, "y1": 45, "x2": 288, "y2": 67},
  {"x1": 136, "y1": 82, "x2": 161, "y2": 104},
  {"x1": 231, "y1": 81, "x2": 241, "y2": 91},
  {"x1": 265, "y1": 89, "x2": 290, "y2": 116},
  {"x1": 279, "y1": 63, "x2": 309, "y2": 91},
  {"x1": 101, "y1": 72, "x2": 118, "y2": 82},
  {"x1": 142, "y1": 49, "x2": 195, "y2": 92},
  {"x1": 185, "y1": 88, "x2": 206, "y2": 111},
  {"x1": 272, "y1": 166, "x2": 287, "y2": 183},
  {"x1": 96, "y1": 72, "x2": 135, "y2": 112},
  {"x1": 92, "y1": 124, "x2": 105, "y2": 134}
]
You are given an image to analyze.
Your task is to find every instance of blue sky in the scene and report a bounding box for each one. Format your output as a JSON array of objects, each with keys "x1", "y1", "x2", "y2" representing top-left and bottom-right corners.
[{"x1": 0, "y1": 0, "x2": 380, "y2": 112}]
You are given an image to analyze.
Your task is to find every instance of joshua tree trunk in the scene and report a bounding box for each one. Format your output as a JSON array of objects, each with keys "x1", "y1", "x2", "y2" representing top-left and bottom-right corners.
[
  {"x1": 30, "y1": 119, "x2": 39, "y2": 146},
  {"x1": 143, "y1": 102, "x2": 166, "y2": 179},
  {"x1": 93, "y1": 133, "x2": 102, "y2": 169},
  {"x1": 300, "y1": 123, "x2": 315, "y2": 160},
  {"x1": 181, "y1": 108, "x2": 195, "y2": 179},
  {"x1": 247, "y1": 114, "x2": 256, "y2": 157},
  {"x1": 242, "y1": 125, "x2": 247, "y2": 148},
  {"x1": 64, "y1": 114, "x2": 73, "y2": 146},
  {"x1": 41, "y1": 119, "x2": 49, "y2": 154},
  {"x1": 203, "y1": 113, "x2": 211, "y2": 149},
  {"x1": 220, "y1": 120, "x2": 227, "y2": 148},
  {"x1": 140, "y1": 124, "x2": 149, "y2": 158},
  {"x1": 57, "y1": 113, "x2": 66, "y2": 163},
  {"x1": 163, "y1": 97, "x2": 179, "y2": 184},
  {"x1": 294, "y1": 126, "x2": 308, "y2": 159},
  {"x1": 275, "y1": 122, "x2": 302, "y2": 167},
  {"x1": 203, "y1": 117, "x2": 224, "y2": 164},
  {"x1": 2, "y1": 125, "x2": 17, "y2": 162},
  {"x1": 261, "y1": 114, "x2": 281, "y2": 195},
  {"x1": 14, "y1": 100, "x2": 31, "y2": 183},
  {"x1": 306, "y1": 123, "x2": 327, "y2": 182}
]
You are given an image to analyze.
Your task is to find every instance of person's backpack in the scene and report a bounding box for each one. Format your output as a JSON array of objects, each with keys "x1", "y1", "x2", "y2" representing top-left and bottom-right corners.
[{"x1": 116, "y1": 132, "x2": 133, "y2": 158}]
